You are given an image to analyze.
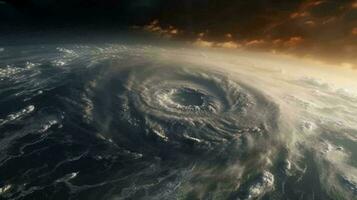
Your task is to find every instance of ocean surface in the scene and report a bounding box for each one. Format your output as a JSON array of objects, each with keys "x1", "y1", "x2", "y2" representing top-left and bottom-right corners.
[{"x1": 0, "y1": 35, "x2": 356, "y2": 200}]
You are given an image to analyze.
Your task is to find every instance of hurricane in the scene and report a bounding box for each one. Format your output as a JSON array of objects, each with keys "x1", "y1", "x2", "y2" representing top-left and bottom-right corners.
[{"x1": 0, "y1": 42, "x2": 356, "y2": 200}]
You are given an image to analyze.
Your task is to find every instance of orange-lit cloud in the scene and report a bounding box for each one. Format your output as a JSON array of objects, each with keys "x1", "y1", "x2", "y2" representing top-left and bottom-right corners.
[
  {"x1": 290, "y1": 11, "x2": 310, "y2": 19},
  {"x1": 144, "y1": 20, "x2": 181, "y2": 38},
  {"x1": 225, "y1": 33, "x2": 233, "y2": 39},
  {"x1": 216, "y1": 41, "x2": 241, "y2": 49},
  {"x1": 141, "y1": 1, "x2": 356, "y2": 68},
  {"x1": 193, "y1": 39, "x2": 240, "y2": 49},
  {"x1": 352, "y1": 1, "x2": 357, "y2": 8},
  {"x1": 352, "y1": 27, "x2": 357, "y2": 35},
  {"x1": 284, "y1": 37, "x2": 304, "y2": 47},
  {"x1": 194, "y1": 38, "x2": 214, "y2": 48},
  {"x1": 304, "y1": 20, "x2": 316, "y2": 26},
  {"x1": 244, "y1": 40, "x2": 266, "y2": 47}
]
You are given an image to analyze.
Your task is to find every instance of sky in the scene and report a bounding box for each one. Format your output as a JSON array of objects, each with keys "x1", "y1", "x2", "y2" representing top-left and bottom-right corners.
[{"x1": 1, "y1": 0, "x2": 356, "y2": 67}]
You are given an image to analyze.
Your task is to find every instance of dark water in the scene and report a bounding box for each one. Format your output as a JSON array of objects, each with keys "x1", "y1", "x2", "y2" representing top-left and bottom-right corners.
[{"x1": 0, "y1": 42, "x2": 354, "y2": 200}]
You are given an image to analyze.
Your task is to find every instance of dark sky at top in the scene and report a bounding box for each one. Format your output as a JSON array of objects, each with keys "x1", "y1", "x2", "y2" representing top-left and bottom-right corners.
[
  {"x1": 1, "y1": 0, "x2": 356, "y2": 39},
  {"x1": 1, "y1": 0, "x2": 163, "y2": 27},
  {"x1": 1, "y1": 0, "x2": 356, "y2": 65}
]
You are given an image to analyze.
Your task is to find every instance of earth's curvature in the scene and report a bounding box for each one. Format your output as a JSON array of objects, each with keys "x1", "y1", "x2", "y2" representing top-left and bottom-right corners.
[{"x1": 0, "y1": 42, "x2": 356, "y2": 200}]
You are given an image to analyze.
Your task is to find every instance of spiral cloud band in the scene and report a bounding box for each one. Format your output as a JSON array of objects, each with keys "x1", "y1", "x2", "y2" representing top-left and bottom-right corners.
[{"x1": 0, "y1": 43, "x2": 356, "y2": 199}]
